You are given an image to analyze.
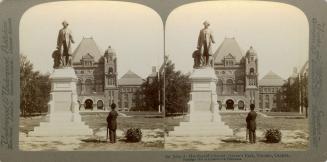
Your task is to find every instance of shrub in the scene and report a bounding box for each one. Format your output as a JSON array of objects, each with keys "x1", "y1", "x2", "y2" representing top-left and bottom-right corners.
[
  {"x1": 265, "y1": 129, "x2": 282, "y2": 143},
  {"x1": 126, "y1": 128, "x2": 142, "y2": 142}
]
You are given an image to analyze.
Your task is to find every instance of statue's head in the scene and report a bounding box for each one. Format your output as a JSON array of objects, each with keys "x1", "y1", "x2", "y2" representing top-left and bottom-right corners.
[
  {"x1": 203, "y1": 20, "x2": 210, "y2": 28},
  {"x1": 62, "y1": 21, "x2": 69, "y2": 27}
]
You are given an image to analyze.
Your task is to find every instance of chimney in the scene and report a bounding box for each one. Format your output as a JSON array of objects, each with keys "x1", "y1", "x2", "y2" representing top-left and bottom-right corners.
[{"x1": 152, "y1": 66, "x2": 156, "y2": 73}]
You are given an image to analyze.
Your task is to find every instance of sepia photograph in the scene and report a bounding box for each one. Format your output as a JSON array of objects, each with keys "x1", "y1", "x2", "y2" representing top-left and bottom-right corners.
[
  {"x1": 19, "y1": 1, "x2": 164, "y2": 151},
  {"x1": 1, "y1": 0, "x2": 327, "y2": 161},
  {"x1": 164, "y1": 1, "x2": 309, "y2": 151}
]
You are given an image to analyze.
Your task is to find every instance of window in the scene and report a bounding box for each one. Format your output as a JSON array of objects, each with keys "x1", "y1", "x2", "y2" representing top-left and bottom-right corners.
[
  {"x1": 77, "y1": 79, "x2": 82, "y2": 95},
  {"x1": 250, "y1": 68, "x2": 255, "y2": 75},
  {"x1": 108, "y1": 67, "x2": 113, "y2": 74},
  {"x1": 236, "y1": 80, "x2": 244, "y2": 94},
  {"x1": 84, "y1": 79, "x2": 93, "y2": 94},
  {"x1": 259, "y1": 95, "x2": 263, "y2": 108},
  {"x1": 265, "y1": 95, "x2": 270, "y2": 108},
  {"x1": 224, "y1": 79, "x2": 234, "y2": 95},
  {"x1": 118, "y1": 93, "x2": 122, "y2": 108},
  {"x1": 217, "y1": 79, "x2": 223, "y2": 95},
  {"x1": 108, "y1": 78, "x2": 113, "y2": 85}
]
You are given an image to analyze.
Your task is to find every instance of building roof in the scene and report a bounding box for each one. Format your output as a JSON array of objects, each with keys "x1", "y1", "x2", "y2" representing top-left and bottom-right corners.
[
  {"x1": 72, "y1": 37, "x2": 103, "y2": 63},
  {"x1": 259, "y1": 71, "x2": 285, "y2": 86},
  {"x1": 213, "y1": 38, "x2": 244, "y2": 63},
  {"x1": 118, "y1": 70, "x2": 144, "y2": 86}
]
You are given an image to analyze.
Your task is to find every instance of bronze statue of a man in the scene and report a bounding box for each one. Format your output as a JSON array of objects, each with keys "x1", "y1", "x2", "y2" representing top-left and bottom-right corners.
[
  {"x1": 57, "y1": 21, "x2": 75, "y2": 67},
  {"x1": 197, "y1": 21, "x2": 215, "y2": 67}
]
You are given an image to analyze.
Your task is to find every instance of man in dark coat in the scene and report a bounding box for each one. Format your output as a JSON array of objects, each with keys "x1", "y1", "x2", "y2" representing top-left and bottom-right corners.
[
  {"x1": 246, "y1": 104, "x2": 257, "y2": 144},
  {"x1": 107, "y1": 103, "x2": 118, "y2": 143}
]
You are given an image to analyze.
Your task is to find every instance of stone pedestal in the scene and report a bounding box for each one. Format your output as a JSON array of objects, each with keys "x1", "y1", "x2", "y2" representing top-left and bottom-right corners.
[
  {"x1": 169, "y1": 67, "x2": 233, "y2": 137},
  {"x1": 29, "y1": 67, "x2": 93, "y2": 137}
]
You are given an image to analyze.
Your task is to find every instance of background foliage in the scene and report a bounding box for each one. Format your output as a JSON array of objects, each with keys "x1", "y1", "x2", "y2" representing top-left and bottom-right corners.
[{"x1": 20, "y1": 55, "x2": 51, "y2": 117}]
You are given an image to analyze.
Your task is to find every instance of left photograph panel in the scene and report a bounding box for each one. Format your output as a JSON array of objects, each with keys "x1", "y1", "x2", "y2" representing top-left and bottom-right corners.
[{"x1": 19, "y1": 1, "x2": 164, "y2": 151}]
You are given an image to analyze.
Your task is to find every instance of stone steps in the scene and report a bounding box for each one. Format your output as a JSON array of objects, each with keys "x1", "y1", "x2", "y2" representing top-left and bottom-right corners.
[
  {"x1": 178, "y1": 122, "x2": 230, "y2": 128},
  {"x1": 169, "y1": 128, "x2": 233, "y2": 137},
  {"x1": 29, "y1": 129, "x2": 93, "y2": 137}
]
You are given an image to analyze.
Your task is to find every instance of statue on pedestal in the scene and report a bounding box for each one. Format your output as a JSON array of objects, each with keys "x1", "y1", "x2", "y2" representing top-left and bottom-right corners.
[
  {"x1": 195, "y1": 21, "x2": 215, "y2": 68},
  {"x1": 53, "y1": 21, "x2": 75, "y2": 68}
]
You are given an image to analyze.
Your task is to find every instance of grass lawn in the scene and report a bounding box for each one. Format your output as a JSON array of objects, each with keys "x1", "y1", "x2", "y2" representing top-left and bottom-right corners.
[
  {"x1": 165, "y1": 112, "x2": 308, "y2": 132},
  {"x1": 19, "y1": 111, "x2": 309, "y2": 151},
  {"x1": 165, "y1": 112, "x2": 309, "y2": 151},
  {"x1": 19, "y1": 112, "x2": 164, "y2": 151}
]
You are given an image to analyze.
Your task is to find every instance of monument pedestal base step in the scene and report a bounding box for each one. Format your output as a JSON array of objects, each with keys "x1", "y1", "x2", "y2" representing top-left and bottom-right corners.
[
  {"x1": 169, "y1": 121, "x2": 233, "y2": 137},
  {"x1": 168, "y1": 68, "x2": 233, "y2": 137},
  {"x1": 28, "y1": 68, "x2": 94, "y2": 137},
  {"x1": 29, "y1": 113, "x2": 93, "y2": 137}
]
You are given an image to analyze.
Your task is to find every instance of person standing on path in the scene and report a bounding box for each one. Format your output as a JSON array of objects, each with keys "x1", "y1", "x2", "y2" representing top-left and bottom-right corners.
[
  {"x1": 107, "y1": 103, "x2": 118, "y2": 143},
  {"x1": 246, "y1": 104, "x2": 257, "y2": 144}
]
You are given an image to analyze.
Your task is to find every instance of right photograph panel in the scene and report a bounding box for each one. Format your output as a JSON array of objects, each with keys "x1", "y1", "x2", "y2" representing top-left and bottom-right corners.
[{"x1": 164, "y1": 1, "x2": 309, "y2": 151}]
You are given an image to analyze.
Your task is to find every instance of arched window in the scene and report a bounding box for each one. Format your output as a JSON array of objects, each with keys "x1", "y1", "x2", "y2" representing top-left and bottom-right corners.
[
  {"x1": 108, "y1": 67, "x2": 113, "y2": 74},
  {"x1": 97, "y1": 100, "x2": 104, "y2": 109},
  {"x1": 238, "y1": 100, "x2": 245, "y2": 110},
  {"x1": 217, "y1": 79, "x2": 223, "y2": 95},
  {"x1": 250, "y1": 68, "x2": 255, "y2": 75},
  {"x1": 84, "y1": 99, "x2": 93, "y2": 110}
]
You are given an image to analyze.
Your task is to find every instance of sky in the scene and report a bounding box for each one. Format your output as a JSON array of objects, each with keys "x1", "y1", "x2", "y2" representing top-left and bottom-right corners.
[
  {"x1": 166, "y1": 1, "x2": 309, "y2": 80},
  {"x1": 20, "y1": 1, "x2": 309, "y2": 80},
  {"x1": 20, "y1": 1, "x2": 163, "y2": 78}
]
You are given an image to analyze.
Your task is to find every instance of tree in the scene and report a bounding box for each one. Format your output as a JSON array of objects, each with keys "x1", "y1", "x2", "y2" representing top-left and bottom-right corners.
[
  {"x1": 133, "y1": 73, "x2": 160, "y2": 111},
  {"x1": 275, "y1": 88, "x2": 286, "y2": 112},
  {"x1": 283, "y1": 79, "x2": 300, "y2": 112},
  {"x1": 278, "y1": 73, "x2": 308, "y2": 113},
  {"x1": 20, "y1": 55, "x2": 51, "y2": 117},
  {"x1": 164, "y1": 59, "x2": 191, "y2": 115},
  {"x1": 133, "y1": 58, "x2": 191, "y2": 115}
]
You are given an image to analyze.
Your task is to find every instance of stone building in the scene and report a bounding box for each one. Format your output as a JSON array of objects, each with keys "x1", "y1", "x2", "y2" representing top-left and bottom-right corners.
[
  {"x1": 258, "y1": 71, "x2": 286, "y2": 112},
  {"x1": 117, "y1": 70, "x2": 144, "y2": 111},
  {"x1": 213, "y1": 38, "x2": 259, "y2": 111},
  {"x1": 72, "y1": 37, "x2": 144, "y2": 111}
]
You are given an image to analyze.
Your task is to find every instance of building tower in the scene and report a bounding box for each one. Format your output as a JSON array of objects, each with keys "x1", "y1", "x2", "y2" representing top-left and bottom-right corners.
[
  {"x1": 104, "y1": 46, "x2": 119, "y2": 110},
  {"x1": 245, "y1": 46, "x2": 259, "y2": 108}
]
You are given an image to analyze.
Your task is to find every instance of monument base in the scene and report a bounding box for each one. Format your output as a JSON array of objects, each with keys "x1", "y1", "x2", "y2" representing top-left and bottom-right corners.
[
  {"x1": 29, "y1": 68, "x2": 93, "y2": 137},
  {"x1": 168, "y1": 67, "x2": 233, "y2": 137}
]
